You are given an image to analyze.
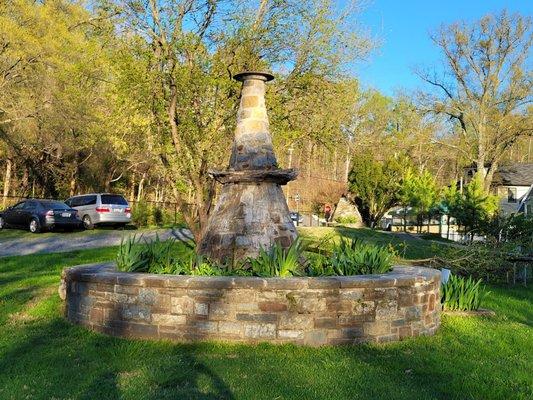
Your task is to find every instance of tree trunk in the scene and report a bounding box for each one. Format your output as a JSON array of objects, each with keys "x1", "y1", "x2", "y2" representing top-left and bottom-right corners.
[
  {"x1": 2, "y1": 157, "x2": 12, "y2": 207},
  {"x1": 129, "y1": 173, "x2": 136, "y2": 202},
  {"x1": 137, "y1": 173, "x2": 146, "y2": 202}
]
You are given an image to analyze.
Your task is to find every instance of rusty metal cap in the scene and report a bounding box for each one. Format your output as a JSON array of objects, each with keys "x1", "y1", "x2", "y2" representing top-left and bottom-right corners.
[{"x1": 234, "y1": 71, "x2": 274, "y2": 82}]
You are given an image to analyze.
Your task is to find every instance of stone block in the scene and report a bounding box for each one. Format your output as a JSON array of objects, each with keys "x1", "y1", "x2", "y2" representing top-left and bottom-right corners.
[
  {"x1": 363, "y1": 321, "x2": 391, "y2": 336},
  {"x1": 375, "y1": 300, "x2": 398, "y2": 320},
  {"x1": 236, "y1": 313, "x2": 278, "y2": 323},
  {"x1": 128, "y1": 322, "x2": 158, "y2": 338},
  {"x1": 194, "y1": 302, "x2": 209, "y2": 316},
  {"x1": 152, "y1": 314, "x2": 186, "y2": 326},
  {"x1": 258, "y1": 301, "x2": 287, "y2": 312},
  {"x1": 138, "y1": 288, "x2": 157, "y2": 305},
  {"x1": 244, "y1": 323, "x2": 276, "y2": 339},
  {"x1": 121, "y1": 305, "x2": 151, "y2": 322},
  {"x1": 241, "y1": 96, "x2": 259, "y2": 108},
  {"x1": 314, "y1": 317, "x2": 337, "y2": 329},
  {"x1": 279, "y1": 313, "x2": 313, "y2": 330},
  {"x1": 353, "y1": 300, "x2": 376, "y2": 315},
  {"x1": 404, "y1": 306, "x2": 423, "y2": 322},
  {"x1": 219, "y1": 321, "x2": 243, "y2": 335},
  {"x1": 171, "y1": 297, "x2": 193, "y2": 314},
  {"x1": 341, "y1": 326, "x2": 364, "y2": 339},
  {"x1": 304, "y1": 330, "x2": 327, "y2": 346},
  {"x1": 398, "y1": 326, "x2": 412, "y2": 338},
  {"x1": 278, "y1": 329, "x2": 304, "y2": 340},
  {"x1": 340, "y1": 289, "x2": 365, "y2": 301},
  {"x1": 308, "y1": 278, "x2": 340, "y2": 289},
  {"x1": 194, "y1": 321, "x2": 218, "y2": 333},
  {"x1": 114, "y1": 285, "x2": 139, "y2": 295}
]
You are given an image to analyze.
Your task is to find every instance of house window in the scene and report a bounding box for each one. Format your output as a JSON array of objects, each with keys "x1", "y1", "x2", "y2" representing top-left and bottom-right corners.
[{"x1": 507, "y1": 188, "x2": 517, "y2": 203}]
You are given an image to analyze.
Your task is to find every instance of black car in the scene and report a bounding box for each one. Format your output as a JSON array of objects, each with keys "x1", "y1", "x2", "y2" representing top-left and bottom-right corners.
[{"x1": 0, "y1": 199, "x2": 83, "y2": 233}]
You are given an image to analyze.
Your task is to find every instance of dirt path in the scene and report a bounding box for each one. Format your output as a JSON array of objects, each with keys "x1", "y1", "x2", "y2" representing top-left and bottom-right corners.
[{"x1": 0, "y1": 228, "x2": 193, "y2": 258}]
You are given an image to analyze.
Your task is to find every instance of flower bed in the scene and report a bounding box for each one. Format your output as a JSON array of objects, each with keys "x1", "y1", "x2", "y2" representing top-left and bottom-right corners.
[{"x1": 60, "y1": 262, "x2": 441, "y2": 346}]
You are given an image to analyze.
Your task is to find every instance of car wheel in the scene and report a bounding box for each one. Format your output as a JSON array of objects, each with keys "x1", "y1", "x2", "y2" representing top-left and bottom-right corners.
[
  {"x1": 0, "y1": 216, "x2": 4, "y2": 230},
  {"x1": 29, "y1": 218, "x2": 41, "y2": 233},
  {"x1": 83, "y1": 215, "x2": 94, "y2": 230}
]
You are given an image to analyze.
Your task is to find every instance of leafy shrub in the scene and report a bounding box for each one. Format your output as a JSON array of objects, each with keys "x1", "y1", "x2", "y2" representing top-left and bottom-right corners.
[
  {"x1": 247, "y1": 239, "x2": 303, "y2": 277},
  {"x1": 432, "y1": 242, "x2": 512, "y2": 282},
  {"x1": 441, "y1": 274, "x2": 489, "y2": 311},
  {"x1": 116, "y1": 235, "x2": 395, "y2": 278},
  {"x1": 131, "y1": 201, "x2": 150, "y2": 227},
  {"x1": 153, "y1": 207, "x2": 164, "y2": 226},
  {"x1": 116, "y1": 235, "x2": 150, "y2": 272},
  {"x1": 330, "y1": 239, "x2": 393, "y2": 275},
  {"x1": 334, "y1": 215, "x2": 359, "y2": 224},
  {"x1": 305, "y1": 253, "x2": 336, "y2": 276}
]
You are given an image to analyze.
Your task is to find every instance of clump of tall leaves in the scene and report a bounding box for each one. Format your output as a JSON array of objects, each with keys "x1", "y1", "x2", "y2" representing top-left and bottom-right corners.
[
  {"x1": 306, "y1": 238, "x2": 394, "y2": 276},
  {"x1": 247, "y1": 239, "x2": 303, "y2": 277},
  {"x1": 116, "y1": 235, "x2": 246, "y2": 276},
  {"x1": 330, "y1": 238, "x2": 393, "y2": 275},
  {"x1": 116, "y1": 235, "x2": 151, "y2": 272},
  {"x1": 441, "y1": 275, "x2": 489, "y2": 311}
]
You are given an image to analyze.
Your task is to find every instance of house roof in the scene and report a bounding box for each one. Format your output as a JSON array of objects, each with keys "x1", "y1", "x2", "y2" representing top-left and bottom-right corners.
[{"x1": 492, "y1": 163, "x2": 533, "y2": 187}]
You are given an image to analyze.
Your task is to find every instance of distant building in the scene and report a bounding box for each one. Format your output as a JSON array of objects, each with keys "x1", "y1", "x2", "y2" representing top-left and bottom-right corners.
[
  {"x1": 518, "y1": 186, "x2": 533, "y2": 215},
  {"x1": 463, "y1": 163, "x2": 533, "y2": 215}
]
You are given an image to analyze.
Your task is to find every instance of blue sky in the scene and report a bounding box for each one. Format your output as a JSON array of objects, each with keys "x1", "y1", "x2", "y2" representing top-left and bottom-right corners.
[{"x1": 354, "y1": 0, "x2": 532, "y2": 96}]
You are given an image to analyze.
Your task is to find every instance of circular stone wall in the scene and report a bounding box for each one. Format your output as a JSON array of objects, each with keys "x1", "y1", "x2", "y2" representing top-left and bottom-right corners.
[{"x1": 59, "y1": 263, "x2": 441, "y2": 346}]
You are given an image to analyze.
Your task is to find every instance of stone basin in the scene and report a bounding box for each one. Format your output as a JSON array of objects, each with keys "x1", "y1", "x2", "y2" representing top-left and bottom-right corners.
[{"x1": 60, "y1": 263, "x2": 441, "y2": 346}]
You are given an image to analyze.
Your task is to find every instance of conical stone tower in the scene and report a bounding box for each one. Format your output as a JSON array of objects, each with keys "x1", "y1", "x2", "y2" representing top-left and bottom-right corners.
[{"x1": 198, "y1": 72, "x2": 298, "y2": 264}]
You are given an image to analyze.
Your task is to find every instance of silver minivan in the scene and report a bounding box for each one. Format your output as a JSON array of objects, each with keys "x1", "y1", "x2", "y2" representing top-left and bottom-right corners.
[{"x1": 65, "y1": 193, "x2": 131, "y2": 229}]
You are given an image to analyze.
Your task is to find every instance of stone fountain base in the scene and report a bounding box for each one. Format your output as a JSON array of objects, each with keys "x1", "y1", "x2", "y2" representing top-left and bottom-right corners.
[
  {"x1": 199, "y1": 169, "x2": 298, "y2": 263},
  {"x1": 60, "y1": 263, "x2": 441, "y2": 346}
]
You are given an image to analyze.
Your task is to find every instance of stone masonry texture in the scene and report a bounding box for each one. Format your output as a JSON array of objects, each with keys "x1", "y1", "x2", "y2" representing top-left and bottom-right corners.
[
  {"x1": 60, "y1": 263, "x2": 441, "y2": 346},
  {"x1": 198, "y1": 72, "x2": 298, "y2": 264}
]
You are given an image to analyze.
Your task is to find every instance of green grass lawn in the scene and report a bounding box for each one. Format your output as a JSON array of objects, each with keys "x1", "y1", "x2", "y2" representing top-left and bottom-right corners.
[
  {"x1": 299, "y1": 226, "x2": 447, "y2": 260},
  {"x1": 0, "y1": 247, "x2": 531, "y2": 399}
]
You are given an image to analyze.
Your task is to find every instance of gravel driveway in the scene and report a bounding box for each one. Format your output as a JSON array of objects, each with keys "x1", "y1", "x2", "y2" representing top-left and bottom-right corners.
[{"x1": 0, "y1": 228, "x2": 193, "y2": 257}]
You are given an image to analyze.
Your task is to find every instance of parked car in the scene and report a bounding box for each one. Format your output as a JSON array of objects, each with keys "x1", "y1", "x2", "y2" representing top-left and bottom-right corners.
[
  {"x1": 0, "y1": 199, "x2": 83, "y2": 233},
  {"x1": 65, "y1": 193, "x2": 131, "y2": 229},
  {"x1": 290, "y1": 211, "x2": 303, "y2": 225}
]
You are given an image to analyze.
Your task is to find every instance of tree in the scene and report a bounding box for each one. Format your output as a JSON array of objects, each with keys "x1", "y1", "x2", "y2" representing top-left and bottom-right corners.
[
  {"x1": 454, "y1": 174, "x2": 499, "y2": 239},
  {"x1": 101, "y1": 0, "x2": 373, "y2": 242},
  {"x1": 347, "y1": 154, "x2": 408, "y2": 227},
  {"x1": 418, "y1": 10, "x2": 533, "y2": 190},
  {"x1": 401, "y1": 169, "x2": 439, "y2": 232}
]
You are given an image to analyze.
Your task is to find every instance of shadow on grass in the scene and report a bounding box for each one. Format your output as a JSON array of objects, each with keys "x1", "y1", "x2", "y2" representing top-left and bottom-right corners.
[{"x1": 0, "y1": 316, "x2": 236, "y2": 400}]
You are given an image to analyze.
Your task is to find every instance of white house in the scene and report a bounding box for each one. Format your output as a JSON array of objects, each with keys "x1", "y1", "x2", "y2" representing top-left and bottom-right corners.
[{"x1": 490, "y1": 164, "x2": 533, "y2": 215}]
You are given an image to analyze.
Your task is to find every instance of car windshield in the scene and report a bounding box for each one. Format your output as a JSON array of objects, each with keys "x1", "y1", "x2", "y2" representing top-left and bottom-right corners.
[
  {"x1": 39, "y1": 200, "x2": 69, "y2": 210},
  {"x1": 101, "y1": 195, "x2": 128, "y2": 205}
]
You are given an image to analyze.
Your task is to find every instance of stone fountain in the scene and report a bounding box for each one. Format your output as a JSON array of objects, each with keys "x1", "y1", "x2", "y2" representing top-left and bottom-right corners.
[{"x1": 198, "y1": 72, "x2": 298, "y2": 264}]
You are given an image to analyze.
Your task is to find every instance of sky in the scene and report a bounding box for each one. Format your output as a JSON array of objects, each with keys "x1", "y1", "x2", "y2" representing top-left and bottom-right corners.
[{"x1": 354, "y1": 0, "x2": 533, "y2": 96}]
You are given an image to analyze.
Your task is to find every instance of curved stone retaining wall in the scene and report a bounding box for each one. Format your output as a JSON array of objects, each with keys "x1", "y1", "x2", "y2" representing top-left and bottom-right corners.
[{"x1": 60, "y1": 263, "x2": 441, "y2": 346}]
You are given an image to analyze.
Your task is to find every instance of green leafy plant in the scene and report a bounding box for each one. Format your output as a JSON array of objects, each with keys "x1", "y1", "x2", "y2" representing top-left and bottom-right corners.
[
  {"x1": 334, "y1": 215, "x2": 359, "y2": 224},
  {"x1": 305, "y1": 253, "x2": 336, "y2": 276},
  {"x1": 441, "y1": 274, "x2": 490, "y2": 311},
  {"x1": 116, "y1": 235, "x2": 150, "y2": 272},
  {"x1": 331, "y1": 238, "x2": 393, "y2": 275},
  {"x1": 247, "y1": 239, "x2": 303, "y2": 277}
]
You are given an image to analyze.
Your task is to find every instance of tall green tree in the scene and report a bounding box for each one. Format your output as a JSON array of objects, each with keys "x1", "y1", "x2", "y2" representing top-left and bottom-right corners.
[
  {"x1": 418, "y1": 10, "x2": 533, "y2": 190},
  {"x1": 348, "y1": 154, "x2": 408, "y2": 228},
  {"x1": 401, "y1": 169, "x2": 439, "y2": 232}
]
